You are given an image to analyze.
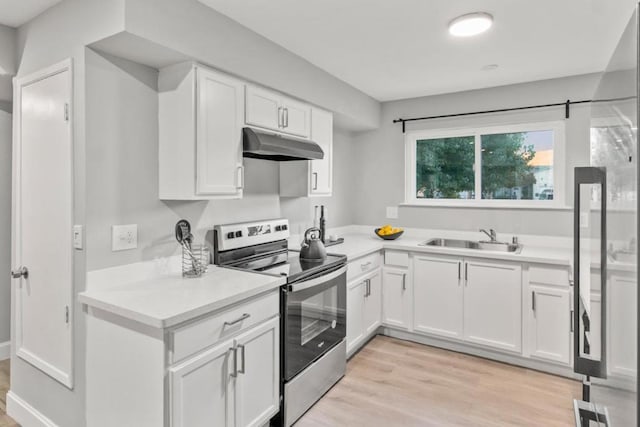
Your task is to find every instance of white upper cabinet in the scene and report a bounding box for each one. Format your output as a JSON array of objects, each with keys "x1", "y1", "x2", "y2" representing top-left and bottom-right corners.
[
  {"x1": 280, "y1": 107, "x2": 333, "y2": 198},
  {"x1": 413, "y1": 255, "x2": 464, "y2": 340},
  {"x1": 159, "y1": 63, "x2": 244, "y2": 200},
  {"x1": 463, "y1": 259, "x2": 522, "y2": 354},
  {"x1": 245, "y1": 85, "x2": 311, "y2": 138}
]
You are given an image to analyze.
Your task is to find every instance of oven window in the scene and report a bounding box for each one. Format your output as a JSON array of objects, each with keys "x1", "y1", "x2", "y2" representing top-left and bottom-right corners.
[{"x1": 300, "y1": 286, "x2": 338, "y2": 346}]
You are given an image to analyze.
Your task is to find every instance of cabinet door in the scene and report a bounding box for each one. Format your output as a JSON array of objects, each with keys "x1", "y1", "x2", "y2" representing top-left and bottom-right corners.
[
  {"x1": 382, "y1": 268, "x2": 410, "y2": 330},
  {"x1": 234, "y1": 317, "x2": 280, "y2": 427},
  {"x1": 609, "y1": 275, "x2": 637, "y2": 378},
  {"x1": 413, "y1": 256, "x2": 463, "y2": 339},
  {"x1": 169, "y1": 339, "x2": 234, "y2": 427},
  {"x1": 347, "y1": 279, "x2": 366, "y2": 354},
  {"x1": 309, "y1": 108, "x2": 333, "y2": 196},
  {"x1": 245, "y1": 85, "x2": 281, "y2": 132},
  {"x1": 196, "y1": 68, "x2": 244, "y2": 196},
  {"x1": 464, "y1": 260, "x2": 522, "y2": 353},
  {"x1": 363, "y1": 270, "x2": 382, "y2": 336},
  {"x1": 529, "y1": 285, "x2": 571, "y2": 365},
  {"x1": 282, "y1": 98, "x2": 311, "y2": 138},
  {"x1": 590, "y1": 292, "x2": 602, "y2": 360}
]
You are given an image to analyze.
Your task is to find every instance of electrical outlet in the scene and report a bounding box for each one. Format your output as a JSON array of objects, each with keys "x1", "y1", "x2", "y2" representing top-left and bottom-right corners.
[
  {"x1": 73, "y1": 225, "x2": 83, "y2": 250},
  {"x1": 386, "y1": 206, "x2": 399, "y2": 219},
  {"x1": 112, "y1": 224, "x2": 138, "y2": 251}
]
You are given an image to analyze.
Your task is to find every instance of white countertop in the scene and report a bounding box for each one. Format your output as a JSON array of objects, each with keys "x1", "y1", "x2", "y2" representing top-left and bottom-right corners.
[{"x1": 78, "y1": 265, "x2": 285, "y2": 329}]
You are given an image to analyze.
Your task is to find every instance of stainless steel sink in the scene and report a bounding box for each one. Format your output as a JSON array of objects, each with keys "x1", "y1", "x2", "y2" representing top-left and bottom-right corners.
[
  {"x1": 609, "y1": 249, "x2": 636, "y2": 264},
  {"x1": 420, "y1": 238, "x2": 523, "y2": 254}
]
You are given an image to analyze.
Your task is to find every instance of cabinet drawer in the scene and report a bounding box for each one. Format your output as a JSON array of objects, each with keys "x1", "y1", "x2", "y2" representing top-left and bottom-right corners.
[
  {"x1": 347, "y1": 252, "x2": 381, "y2": 282},
  {"x1": 384, "y1": 250, "x2": 409, "y2": 268},
  {"x1": 529, "y1": 265, "x2": 570, "y2": 287},
  {"x1": 170, "y1": 290, "x2": 279, "y2": 363}
]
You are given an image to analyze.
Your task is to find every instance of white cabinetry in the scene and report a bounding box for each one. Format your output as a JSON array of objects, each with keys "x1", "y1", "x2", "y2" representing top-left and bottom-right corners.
[
  {"x1": 159, "y1": 63, "x2": 244, "y2": 200},
  {"x1": 526, "y1": 265, "x2": 572, "y2": 366},
  {"x1": 464, "y1": 259, "x2": 522, "y2": 353},
  {"x1": 382, "y1": 268, "x2": 411, "y2": 330},
  {"x1": 280, "y1": 108, "x2": 333, "y2": 197},
  {"x1": 609, "y1": 273, "x2": 637, "y2": 378},
  {"x1": 245, "y1": 85, "x2": 311, "y2": 138},
  {"x1": 413, "y1": 255, "x2": 463, "y2": 339},
  {"x1": 346, "y1": 253, "x2": 382, "y2": 356}
]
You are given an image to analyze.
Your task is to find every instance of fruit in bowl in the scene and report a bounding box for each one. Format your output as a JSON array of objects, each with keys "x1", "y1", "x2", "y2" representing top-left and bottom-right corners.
[{"x1": 375, "y1": 224, "x2": 404, "y2": 240}]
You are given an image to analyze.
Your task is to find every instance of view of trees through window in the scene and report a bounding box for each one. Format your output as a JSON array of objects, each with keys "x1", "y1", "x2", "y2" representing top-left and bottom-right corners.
[{"x1": 415, "y1": 129, "x2": 554, "y2": 201}]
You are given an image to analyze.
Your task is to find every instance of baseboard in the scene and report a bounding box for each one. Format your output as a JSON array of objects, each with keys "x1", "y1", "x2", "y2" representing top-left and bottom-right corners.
[
  {"x1": 0, "y1": 341, "x2": 9, "y2": 360},
  {"x1": 6, "y1": 391, "x2": 59, "y2": 427}
]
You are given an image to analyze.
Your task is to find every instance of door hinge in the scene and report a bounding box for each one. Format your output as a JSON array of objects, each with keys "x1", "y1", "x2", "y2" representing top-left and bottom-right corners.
[
  {"x1": 65, "y1": 306, "x2": 70, "y2": 324},
  {"x1": 64, "y1": 103, "x2": 69, "y2": 122}
]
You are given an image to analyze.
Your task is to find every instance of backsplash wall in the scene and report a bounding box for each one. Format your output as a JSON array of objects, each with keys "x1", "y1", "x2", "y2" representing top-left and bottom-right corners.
[{"x1": 85, "y1": 49, "x2": 355, "y2": 271}]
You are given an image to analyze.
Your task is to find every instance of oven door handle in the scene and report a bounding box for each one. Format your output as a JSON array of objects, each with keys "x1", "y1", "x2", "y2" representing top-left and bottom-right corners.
[{"x1": 288, "y1": 266, "x2": 347, "y2": 293}]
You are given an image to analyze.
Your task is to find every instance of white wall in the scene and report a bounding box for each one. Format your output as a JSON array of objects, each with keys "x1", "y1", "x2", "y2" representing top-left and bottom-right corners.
[
  {"x1": 0, "y1": 111, "x2": 11, "y2": 346},
  {"x1": 0, "y1": 23, "x2": 16, "y2": 110},
  {"x1": 351, "y1": 74, "x2": 602, "y2": 237},
  {"x1": 85, "y1": 49, "x2": 356, "y2": 271}
]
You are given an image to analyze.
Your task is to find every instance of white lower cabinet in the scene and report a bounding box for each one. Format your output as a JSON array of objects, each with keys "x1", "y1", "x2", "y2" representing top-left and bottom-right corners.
[
  {"x1": 609, "y1": 274, "x2": 637, "y2": 378},
  {"x1": 413, "y1": 255, "x2": 464, "y2": 339},
  {"x1": 170, "y1": 338, "x2": 234, "y2": 427},
  {"x1": 347, "y1": 269, "x2": 381, "y2": 355},
  {"x1": 529, "y1": 285, "x2": 572, "y2": 364},
  {"x1": 382, "y1": 267, "x2": 411, "y2": 330},
  {"x1": 464, "y1": 260, "x2": 522, "y2": 353},
  {"x1": 170, "y1": 316, "x2": 279, "y2": 427}
]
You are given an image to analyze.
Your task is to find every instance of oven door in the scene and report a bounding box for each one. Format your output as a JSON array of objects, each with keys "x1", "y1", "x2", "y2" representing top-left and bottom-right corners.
[{"x1": 283, "y1": 265, "x2": 346, "y2": 381}]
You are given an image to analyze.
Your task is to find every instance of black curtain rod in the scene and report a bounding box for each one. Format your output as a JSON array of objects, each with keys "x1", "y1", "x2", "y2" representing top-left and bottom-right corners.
[{"x1": 393, "y1": 99, "x2": 592, "y2": 133}]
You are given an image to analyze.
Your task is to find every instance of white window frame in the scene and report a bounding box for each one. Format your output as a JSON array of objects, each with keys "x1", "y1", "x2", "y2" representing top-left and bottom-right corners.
[{"x1": 404, "y1": 121, "x2": 566, "y2": 208}]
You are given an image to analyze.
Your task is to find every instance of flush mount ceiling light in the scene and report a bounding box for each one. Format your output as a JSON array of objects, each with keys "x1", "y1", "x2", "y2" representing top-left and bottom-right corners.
[{"x1": 449, "y1": 12, "x2": 493, "y2": 37}]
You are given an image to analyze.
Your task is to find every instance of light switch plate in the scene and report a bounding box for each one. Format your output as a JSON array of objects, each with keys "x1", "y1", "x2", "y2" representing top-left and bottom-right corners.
[
  {"x1": 386, "y1": 206, "x2": 399, "y2": 219},
  {"x1": 73, "y1": 225, "x2": 83, "y2": 250},
  {"x1": 112, "y1": 224, "x2": 138, "y2": 251}
]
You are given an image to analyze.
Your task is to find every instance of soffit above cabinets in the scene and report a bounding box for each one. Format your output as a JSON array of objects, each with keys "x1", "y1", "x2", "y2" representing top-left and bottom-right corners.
[
  {"x1": 198, "y1": 0, "x2": 638, "y2": 101},
  {"x1": 0, "y1": 0, "x2": 63, "y2": 27}
]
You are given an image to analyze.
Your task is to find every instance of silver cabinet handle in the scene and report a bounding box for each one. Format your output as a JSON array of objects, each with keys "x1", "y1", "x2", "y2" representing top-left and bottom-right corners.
[
  {"x1": 236, "y1": 165, "x2": 245, "y2": 189},
  {"x1": 11, "y1": 266, "x2": 28, "y2": 279},
  {"x1": 458, "y1": 262, "x2": 461, "y2": 281},
  {"x1": 367, "y1": 279, "x2": 371, "y2": 297},
  {"x1": 237, "y1": 344, "x2": 246, "y2": 375},
  {"x1": 401, "y1": 273, "x2": 406, "y2": 291},
  {"x1": 464, "y1": 263, "x2": 468, "y2": 286},
  {"x1": 570, "y1": 310, "x2": 574, "y2": 332},
  {"x1": 284, "y1": 107, "x2": 289, "y2": 128},
  {"x1": 224, "y1": 313, "x2": 250, "y2": 327},
  {"x1": 313, "y1": 172, "x2": 318, "y2": 190},
  {"x1": 230, "y1": 346, "x2": 238, "y2": 377},
  {"x1": 361, "y1": 261, "x2": 372, "y2": 271},
  {"x1": 532, "y1": 291, "x2": 536, "y2": 312}
]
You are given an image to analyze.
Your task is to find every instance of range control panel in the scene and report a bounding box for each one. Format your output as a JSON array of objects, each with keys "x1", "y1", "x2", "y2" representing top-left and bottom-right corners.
[{"x1": 214, "y1": 218, "x2": 290, "y2": 251}]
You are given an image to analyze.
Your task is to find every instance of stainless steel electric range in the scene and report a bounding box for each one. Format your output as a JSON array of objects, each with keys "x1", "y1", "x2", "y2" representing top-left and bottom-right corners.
[{"x1": 212, "y1": 219, "x2": 347, "y2": 426}]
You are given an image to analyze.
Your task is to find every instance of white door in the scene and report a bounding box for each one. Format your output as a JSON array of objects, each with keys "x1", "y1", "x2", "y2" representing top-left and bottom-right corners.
[
  {"x1": 244, "y1": 85, "x2": 281, "y2": 132},
  {"x1": 381, "y1": 267, "x2": 410, "y2": 330},
  {"x1": 13, "y1": 60, "x2": 74, "y2": 387},
  {"x1": 169, "y1": 339, "x2": 234, "y2": 427},
  {"x1": 234, "y1": 317, "x2": 280, "y2": 427},
  {"x1": 363, "y1": 270, "x2": 382, "y2": 336},
  {"x1": 529, "y1": 285, "x2": 572, "y2": 365},
  {"x1": 196, "y1": 68, "x2": 244, "y2": 197},
  {"x1": 413, "y1": 256, "x2": 464, "y2": 339},
  {"x1": 609, "y1": 275, "x2": 637, "y2": 378},
  {"x1": 309, "y1": 108, "x2": 332, "y2": 196},
  {"x1": 347, "y1": 279, "x2": 365, "y2": 354},
  {"x1": 282, "y1": 98, "x2": 311, "y2": 138},
  {"x1": 463, "y1": 260, "x2": 522, "y2": 353}
]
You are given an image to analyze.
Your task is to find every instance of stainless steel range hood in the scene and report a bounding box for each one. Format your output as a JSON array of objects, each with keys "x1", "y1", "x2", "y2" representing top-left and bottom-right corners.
[{"x1": 242, "y1": 128, "x2": 324, "y2": 161}]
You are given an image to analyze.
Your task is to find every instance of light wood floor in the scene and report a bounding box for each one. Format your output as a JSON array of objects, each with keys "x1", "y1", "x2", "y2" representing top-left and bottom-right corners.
[
  {"x1": 296, "y1": 336, "x2": 581, "y2": 427},
  {"x1": 0, "y1": 359, "x2": 18, "y2": 427}
]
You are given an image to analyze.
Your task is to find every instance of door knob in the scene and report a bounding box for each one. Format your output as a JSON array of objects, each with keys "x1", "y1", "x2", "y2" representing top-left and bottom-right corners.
[{"x1": 11, "y1": 266, "x2": 28, "y2": 279}]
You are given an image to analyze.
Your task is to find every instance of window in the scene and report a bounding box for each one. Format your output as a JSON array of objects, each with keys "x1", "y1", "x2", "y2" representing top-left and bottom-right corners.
[{"x1": 406, "y1": 122, "x2": 565, "y2": 207}]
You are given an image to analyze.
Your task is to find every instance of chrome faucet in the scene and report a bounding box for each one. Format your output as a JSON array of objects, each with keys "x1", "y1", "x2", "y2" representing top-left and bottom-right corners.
[{"x1": 479, "y1": 228, "x2": 497, "y2": 242}]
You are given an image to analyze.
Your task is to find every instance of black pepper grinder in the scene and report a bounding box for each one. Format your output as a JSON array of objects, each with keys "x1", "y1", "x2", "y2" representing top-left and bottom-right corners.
[{"x1": 319, "y1": 205, "x2": 326, "y2": 244}]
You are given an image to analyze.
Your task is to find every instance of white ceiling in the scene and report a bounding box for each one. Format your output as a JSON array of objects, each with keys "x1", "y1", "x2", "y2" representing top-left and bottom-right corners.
[
  {"x1": 0, "y1": 0, "x2": 62, "y2": 27},
  {"x1": 199, "y1": 0, "x2": 638, "y2": 101}
]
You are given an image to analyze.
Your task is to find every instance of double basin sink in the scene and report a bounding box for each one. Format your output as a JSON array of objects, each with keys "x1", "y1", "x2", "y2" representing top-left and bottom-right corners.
[{"x1": 419, "y1": 238, "x2": 523, "y2": 254}]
